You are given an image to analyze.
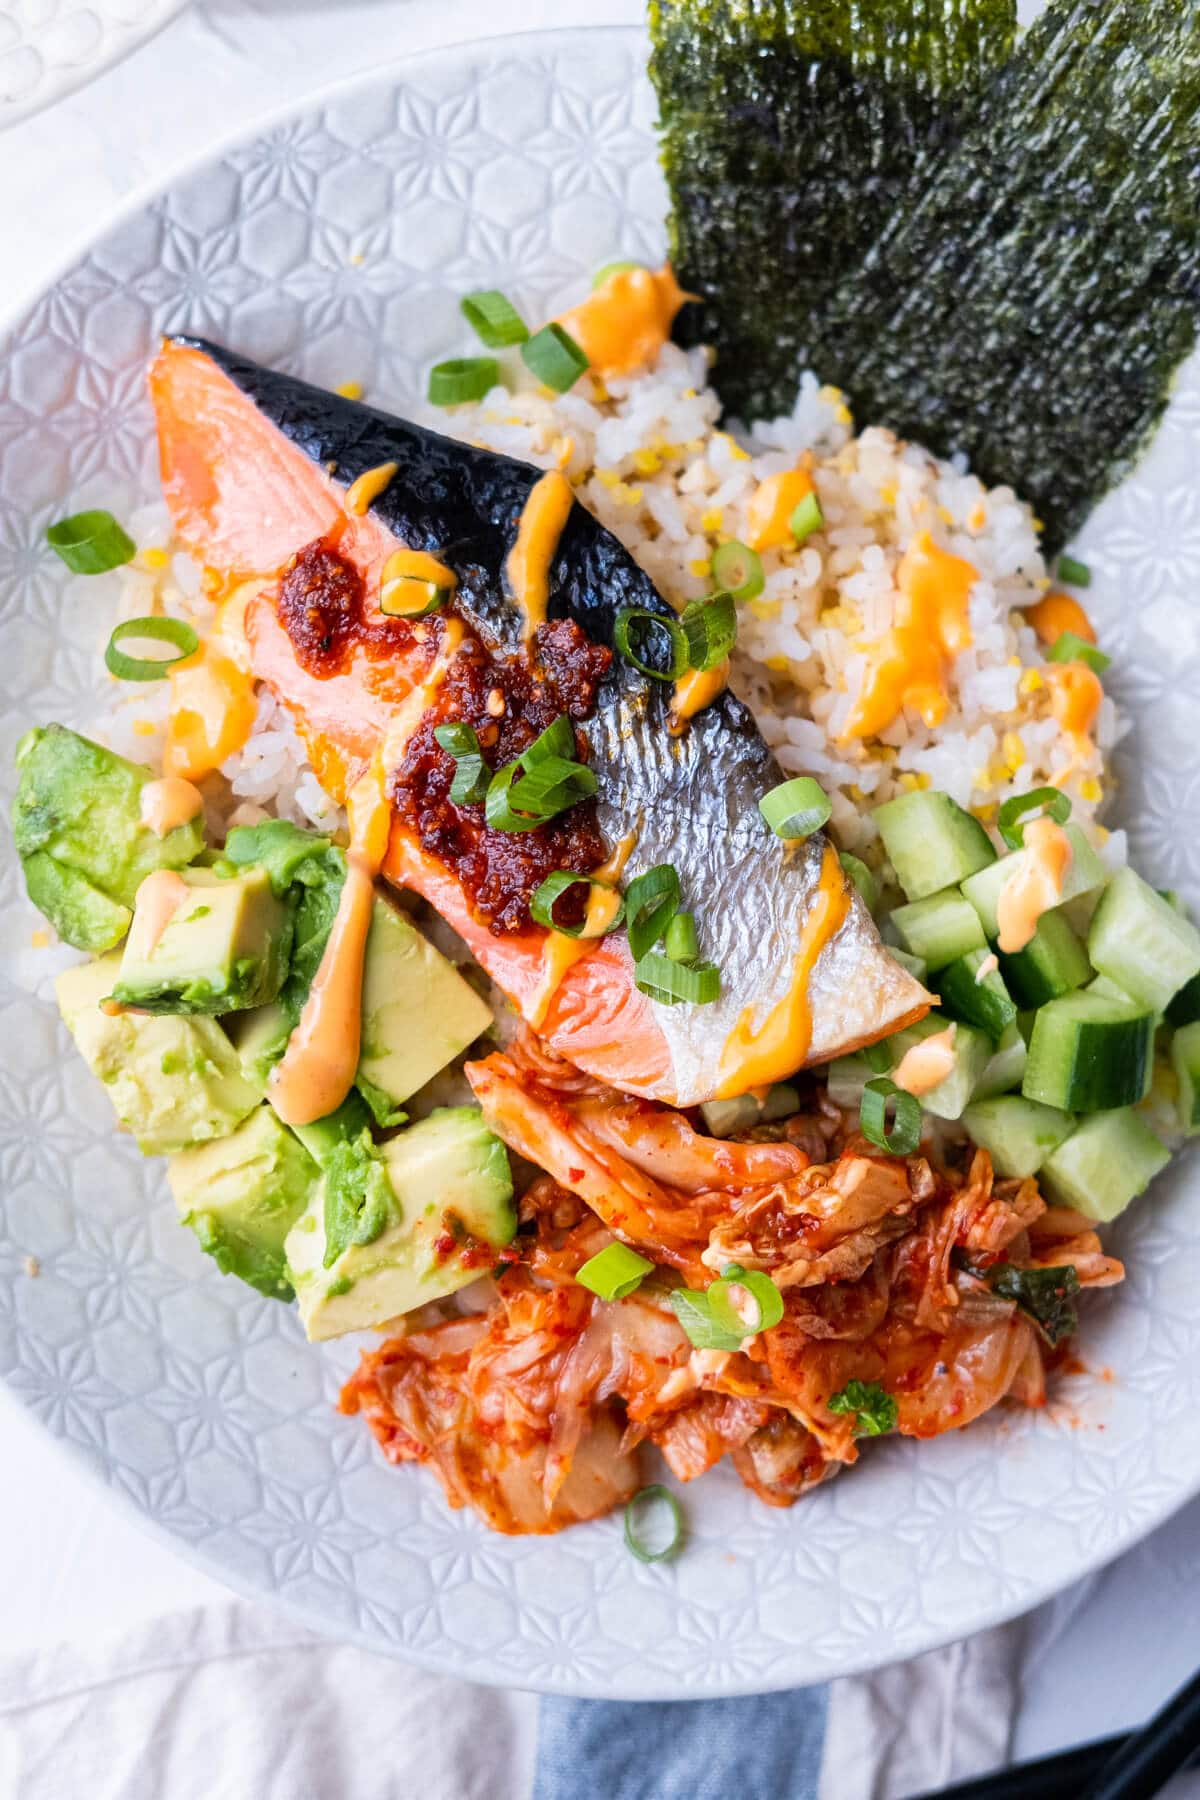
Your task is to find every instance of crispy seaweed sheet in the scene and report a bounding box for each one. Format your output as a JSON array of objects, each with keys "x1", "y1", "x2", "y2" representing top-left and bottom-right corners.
[
  {"x1": 651, "y1": 0, "x2": 1200, "y2": 549},
  {"x1": 649, "y1": 0, "x2": 1018, "y2": 422}
]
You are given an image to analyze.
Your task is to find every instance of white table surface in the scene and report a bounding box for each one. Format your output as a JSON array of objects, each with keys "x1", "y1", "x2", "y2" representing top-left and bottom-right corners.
[{"x1": 2, "y1": 0, "x2": 1198, "y2": 1764}]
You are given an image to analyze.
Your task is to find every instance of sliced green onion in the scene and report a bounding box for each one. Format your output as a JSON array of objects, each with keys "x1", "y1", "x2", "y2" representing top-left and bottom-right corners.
[
  {"x1": 707, "y1": 1262, "x2": 784, "y2": 1336},
  {"x1": 613, "y1": 607, "x2": 689, "y2": 681},
  {"x1": 460, "y1": 289, "x2": 528, "y2": 348},
  {"x1": 427, "y1": 357, "x2": 499, "y2": 406},
  {"x1": 681, "y1": 592, "x2": 737, "y2": 672},
  {"x1": 710, "y1": 539, "x2": 764, "y2": 601},
  {"x1": 522, "y1": 713, "x2": 577, "y2": 765},
  {"x1": 664, "y1": 910, "x2": 699, "y2": 964},
  {"x1": 485, "y1": 755, "x2": 597, "y2": 833},
  {"x1": 862, "y1": 1040, "x2": 893, "y2": 1074},
  {"x1": 634, "y1": 950, "x2": 720, "y2": 1005},
  {"x1": 521, "y1": 323, "x2": 588, "y2": 393},
  {"x1": 380, "y1": 576, "x2": 447, "y2": 617},
  {"x1": 789, "y1": 492, "x2": 823, "y2": 544},
  {"x1": 623, "y1": 1484, "x2": 684, "y2": 1563},
  {"x1": 860, "y1": 1077, "x2": 922, "y2": 1155},
  {"x1": 839, "y1": 852, "x2": 879, "y2": 913},
  {"x1": 1056, "y1": 554, "x2": 1092, "y2": 588},
  {"x1": 997, "y1": 785, "x2": 1071, "y2": 851},
  {"x1": 759, "y1": 776, "x2": 832, "y2": 840},
  {"x1": 1047, "y1": 631, "x2": 1110, "y2": 676},
  {"x1": 530, "y1": 869, "x2": 625, "y2": 939},
  {"x1": 592, "y1": 259, "x2": 644, "y2": 290},
  {"x1": 668, "y1": 1288, "x2": 746, "y2": 1352},
  {"x1": 47, "y1": 509, "x2": 136, "y2": 575},
  {"x1": 104, "y1": 615, "x2": 199, "y2": 682},
  {"x1": 433, "y1": 722, "x2": 490, "y2": 805},
  {"x1": 624, "y1": 864, "x2": 681, "y2": 960},
  {"x1": 576, "y1": 1241, "x2": 654, "y2": 1302}
]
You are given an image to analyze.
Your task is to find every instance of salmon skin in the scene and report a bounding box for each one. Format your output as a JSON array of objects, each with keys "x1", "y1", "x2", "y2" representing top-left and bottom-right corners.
[{"x1": 151, "y1": 337, "x2": 929, "y2": 1106}]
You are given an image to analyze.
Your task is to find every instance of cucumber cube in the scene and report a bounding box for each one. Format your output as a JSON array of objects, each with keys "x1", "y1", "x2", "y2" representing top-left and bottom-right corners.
[
  {"x1": 961, "y1": 824, "x2": 1106, "y2": 939},
  {"x1": 873, "y1": 790, "x2": 996, "y2": 902},
  {"x1": 888, "y1": 946, "x2": 929, "y2": 984},
  {"x1": 972, "y1": 1023, "x2": 1028, "y2": 1098},
  {"x1": 888, "y1": 1015, "x2": 991, "y2": 1120},
  {"x1": 891, "y1": 889, "x2": 986, "y2": 971},
  {"x1": 1172, "y1": 1021, "x2": 1200, "y2": 1136},
  {"x1": 1022, "y1": 990, "x2": 1155, "y2": 1113},
  {"x1": 962, "y1": 1095, "x2": 1076, "y2": 1178},
  {"x1": 999, "y1": 911, "x2": 1092, "y2": 1009},
  {"x1": 1040, "y1": 1109, "x2": 1171, "y2": 1221},
  {"x1": 825, "y1": 1054, "x2": 876, "y2": 1110},
  {"x1": 1089, "y1": 867, "x2": 1200, "y2": 1013},
  {"x1": 1167, "y1": 971, "x2": 1200, "y2": 1029},
  {"x1": 938, "y1": 948, "x2": 1018, "y2": 1040}
]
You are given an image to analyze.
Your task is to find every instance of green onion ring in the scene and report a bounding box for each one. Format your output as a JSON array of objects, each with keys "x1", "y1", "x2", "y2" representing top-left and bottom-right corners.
[
  {"x1": 592, "y1": 259, "x2": 644, "y2": 290},
  {"x1": 613, "y1": 607, "x2": 689, "y2": 681},
  {"x1": 530, "y1": 870, "x2": 625, "y2": 939},
  {"x1": 623, "y1": 1484, "x2": 684, "y2": 1563},
  {"x1": 790, "y1": 491, "x2": 823, "y2": 544},
  {"x1": 576, "y1": 1242, "x2": 654, "y2": 1302},
  {"x1": 1056, "y1": 554, "x2": 1092, "y2": 588},
  {"x1": 860, "y1": 1077, "x2": 922, "y2": 1156},
  {"x1": 997, "y1": 786, "x2": 1071, "y2": 851},
  {"x1": 47, "y1": 509, "x2": 136, "y2": 575},
  {"x1": 460, "y1": 289, "x2": 529, "y2": 348},
  {"x1": 861, "y1": 1040, "x2": 893, "y2": 1075},
  {"x1": 521, "y1": 323, "x2": 589, "y2": 393},
  {"x1": 104, "y1": 615, "x2": 199, "y2": 682},
  {"x1": 434, "y1": 723, "x2": 490, "y2": 805},
  {"x1": 710, "y1": 539, "x2": 764, "y2": 601},
  {"x1": 664, "y1": 910, "x2": 699, "y2": 964},
  {"x1": 522, "y1": 714, "x2": 577, "y2": 765},
  {"x1": 1047, "y1": 631, "x2": 1110, "y2": 676},
  {"x1": 485, "y1": 756, "x2": 597, "y2": 833},
  {"x1": 427, "y1": 358, "x2": 500, "y2": 406},
  {"x1": 681, "y1": 592, "x2": 737, "y2": 672},
  {"x1": 707, "y1": 1263, "x2": 784, "y2": 1336},
  {"x1": 634, "y1": 950, "x2": 720, "y2": 1005},
  {"x1": 624, "y1": 864, "x2": 681, "y2": 960},
  {"x1": 759, "y1": 776, "x2": 832, "y2": 840}
]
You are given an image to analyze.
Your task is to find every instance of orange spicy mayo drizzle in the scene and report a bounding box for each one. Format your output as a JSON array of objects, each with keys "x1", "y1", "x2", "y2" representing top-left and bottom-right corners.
[
  {"x1": 506, "y1": 471, "x2": 574, "y2": 641},
  {"x1": 713, "y1": 843, "x2": 849, "y2": 1099},
  {"x1": 670, "y1": 658, "x2": 729, "y2": 730},
  {"x1": 842, "y1": 531, "x2": 977, "y2": 742},
  {"x1": 995, "y1": 815, "x2": 1074, "y2": 954},
  {"x1": 556, "y1": 264, "x2": 691, "y2": 379},
  {"x1": 893, "y1": 1025, "x2": 957, "y2": 1097},
  {"x1": 269, "y1": 622, "x2": 466, "y2": 1126},
  {"x1": 162, "y1": 582, "x2": 265, "y2": 783},
  {"x1": 344, "y1": 462, "x2": 398, "y2": 517},
  {"x1": 130, "y1": 869, "x2": 191, "y2": 955},
  {"x1": 139, "y1": 776, "x2": 203, "y2": 836},
  {"x1": 528, "y1": 831, "x2": 639, "y2": 1029}
]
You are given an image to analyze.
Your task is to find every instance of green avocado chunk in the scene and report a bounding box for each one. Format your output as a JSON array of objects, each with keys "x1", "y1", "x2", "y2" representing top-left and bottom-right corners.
[
  {"x1": 168, "y1": 1106, "x2": 319, "y2": 1300},
  {"x1": 14, "y1": 725, "x2": 205, "y2": 950},
  {"x1": 56, "y1": 954, "x2": 261, "y2": 1154},
  {"x1": 285, "y1": 1106, "x2": 515, "y2": 1342},
  {"x1": 112, "y1": 867, "x2": 292, "y2": 1015}
]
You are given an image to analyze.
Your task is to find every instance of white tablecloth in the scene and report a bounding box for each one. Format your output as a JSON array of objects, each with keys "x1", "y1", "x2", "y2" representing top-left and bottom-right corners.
[{"x1": 2, "y1": 0, "x2": 1199, "y2": 1768}]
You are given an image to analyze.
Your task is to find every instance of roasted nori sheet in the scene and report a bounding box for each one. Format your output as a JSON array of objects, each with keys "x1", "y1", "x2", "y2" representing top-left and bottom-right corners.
[
  {"x1": 651, "y1": 0, "x2": 1200, "y2": 550},
  {"x1": 649, "y1": 0, "x2": 1018, "y2": 422}
]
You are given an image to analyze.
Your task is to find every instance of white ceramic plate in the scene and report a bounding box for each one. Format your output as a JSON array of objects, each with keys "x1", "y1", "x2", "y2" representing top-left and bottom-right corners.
[
  {"x1": 0, "y1": 0, "x2": 184, "y2": 125},
  {"x1": 1, "y1": 27, "x2": 1198, "y2": 1698}
]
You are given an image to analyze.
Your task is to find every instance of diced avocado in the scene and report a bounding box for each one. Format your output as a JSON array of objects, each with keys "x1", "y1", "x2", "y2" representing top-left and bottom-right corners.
[
  {"x1": 286, "y1": 1106, "x2": 515, "y2": 1341},
  {"x1": 113, "y1": 867, "x2": 291, "y2": 1015},
  {"x1": 22, "y1": 851, "x2": 131, "y2": 952},
  {"x1": 962, "y1": 1095, "x2": 1076, "y2": 1179},
  {"x1": 290, "y1": 1090, "x2": 376, "y2": 1167},
  {"x1": 1088, "y1": 866, "x2": 1200, "y2": 1013},
  {"x1": 168, "y1": 1106, "x2": 319, "y2": 1300},
  {"x1": 231, "y1": 1000, "x2": 292, "y2": 1090},
  {"x1": 960, "y1": 825, "x2": 1107, "y2": 939},
  {"x1": 972, "y1": 1022, "x2": 1028, "y2": 1099},
  {"x1": 887, "y1": 1015, "x2": 991, "y2": 1120},
  {"x1": 14, "y1": 724, "x2": 204, "y2": 950},
  {"x1": 56, "y1": 954, "x2": 260, "y2": 1154},
  {"x1": 873, "y1": 790, "x2": 996, "y2": 901},
  {"x1": 1040, "y1": 1108, "x2": 1171, "y2": 1221},
  {"x1": 891, "y1": 888, "x2": 986, "y2": 971},
  {"x1": 1172, "y1": 1021, "x2": 1200, "y2": 1136},
  {"x1": 356, "y1": 893, "x2": 493, "y2": 1121}
]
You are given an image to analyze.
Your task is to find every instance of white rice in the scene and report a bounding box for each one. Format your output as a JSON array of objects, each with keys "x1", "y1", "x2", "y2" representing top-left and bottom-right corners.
[{"x1": 84, "y1": 343, "x2": 1124, "y2": 895}]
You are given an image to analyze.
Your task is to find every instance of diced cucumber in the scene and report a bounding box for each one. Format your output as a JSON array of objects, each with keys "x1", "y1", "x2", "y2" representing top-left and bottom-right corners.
[
  {"x1": 888, "y1": 1015, "x2": 991, "y2": 1121},
  {"x1": 701, "y1": 1082, "x2": 800, "y2": 1138},
  {"x1": 1089, "y1": 867, "x2": 1200, "y2": 1013},
  {"x1": 960, "y1": 824, "x2": 1107, "y2": 939},
  {"x1": 825, "y1": 1055, "x2": 876, "y2": 1109},
  {"x1": 888, "y1": 946, "x2": 929, "y2": 984},
  {"x1": 839, "y1": 853, "x2": 879, "y2": 913},
  {"x1": 1172, "y1": 1021, "x2": 1200, "y2": 1136},
  {"x1": 962, "y1": 1095, "x2": 1076, "y2": 1178},
  {"x1": 1040, "y1": 1108, "x2": 1171, "y2": 1221},
  {"x1": 890, "y1": 889, "x2": 986, "y2": 971},
  {"x1": 938, "y1": 949, "x2": 1017, "y2": 1041},
  {"x1": 1022, "y1": 990, "x2": 1155, "y2": 1113},
  {"x1": 873, "y1": 790, "x2": 996, "y2": 902},
  {"x1": 999, "y1": 910, "x2": 1092, "y2": 1009},
  {"x1": 973, "y1": 1023, "x2": 1028, "y2": 1098},
  {"x1": 1166, "y1": 971, "x2": 1200, "y2": 1029}
]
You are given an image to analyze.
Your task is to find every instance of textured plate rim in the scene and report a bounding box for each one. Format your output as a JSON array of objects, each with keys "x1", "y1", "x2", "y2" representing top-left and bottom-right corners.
[
  {"x1": 2, "y1": 23, "x2": 1199, "y2": 1696},
  {"x1": 0, "y1": 0, "x2": 188, "y2": 132}
]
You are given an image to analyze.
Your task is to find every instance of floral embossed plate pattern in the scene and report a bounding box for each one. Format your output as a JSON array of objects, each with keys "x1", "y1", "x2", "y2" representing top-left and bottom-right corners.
[
  {"x1": 0, "y1": 29, "x2": 1198, "y2": 1697},
  {"x1": 0, "y1": 0, "x2": 185, "y2": 126}
]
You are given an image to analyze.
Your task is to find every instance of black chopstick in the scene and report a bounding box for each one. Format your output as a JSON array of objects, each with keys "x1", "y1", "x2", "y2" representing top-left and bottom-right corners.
[
  {"x1": 1080, "y1": 1665, "x2": 1200, "y2": 1800},
  {"x1": 906, "y1": 1733, "x2": 1125, "y2": 1798}
]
